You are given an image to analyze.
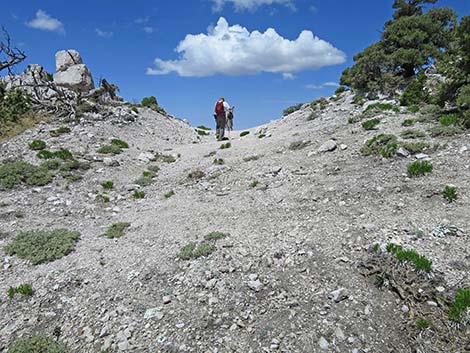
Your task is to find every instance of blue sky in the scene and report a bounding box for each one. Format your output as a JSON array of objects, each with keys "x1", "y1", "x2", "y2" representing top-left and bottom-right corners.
[{"x1": 1, "y1": 0, "x2": 468, "y2": 129}]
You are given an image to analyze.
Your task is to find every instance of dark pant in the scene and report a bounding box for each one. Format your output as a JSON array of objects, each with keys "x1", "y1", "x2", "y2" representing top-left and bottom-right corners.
[{"x1": 216, "y1": 114, "x2": 226, "y2": 140}]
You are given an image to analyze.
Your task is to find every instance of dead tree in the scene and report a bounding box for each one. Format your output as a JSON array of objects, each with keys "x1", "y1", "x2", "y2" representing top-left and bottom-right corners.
[{"x1": 0, "y1": 27, "x2": 26, "y2": 75}]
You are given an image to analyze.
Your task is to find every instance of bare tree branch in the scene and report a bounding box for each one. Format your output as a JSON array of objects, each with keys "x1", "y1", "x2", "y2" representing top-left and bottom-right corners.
[{"x1": 0, "y1": 27, "x2": 26, "y2": 75}]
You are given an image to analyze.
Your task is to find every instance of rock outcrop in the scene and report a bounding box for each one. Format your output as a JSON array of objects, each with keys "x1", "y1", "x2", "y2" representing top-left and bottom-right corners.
[{"x1": 53, "y1": 50, "x2": 94, "y2": 92}]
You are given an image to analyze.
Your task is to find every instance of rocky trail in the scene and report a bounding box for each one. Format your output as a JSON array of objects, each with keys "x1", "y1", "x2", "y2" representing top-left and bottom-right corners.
[{"x1": 1, "y1": 92, "x2": 469, "y2": 352}]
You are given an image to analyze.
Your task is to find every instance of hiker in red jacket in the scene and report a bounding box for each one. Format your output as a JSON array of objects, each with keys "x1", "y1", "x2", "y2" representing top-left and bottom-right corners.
[{"x1": 214, "y1": 97, "x2": 234, "y2": 141}]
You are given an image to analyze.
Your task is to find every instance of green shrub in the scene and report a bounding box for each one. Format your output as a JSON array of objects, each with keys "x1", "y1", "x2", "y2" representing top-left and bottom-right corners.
[
  {"x1": 197, "y1": 125, "x2": 211, "y2": 131},
  {"x1": 178, "y1": 242, "x2": 216, "y2": 260},
  {"x1": 361, "y1": 134, "x2": 398, "y2": 157},
  {"x1": 400, "y1": 74, "x2": 429, "y2": 106},
  {"x1": 197, "y1": 129, "x2": 208, "y2": 136},
  {"x1": 153, "y1": 152, "x2": 176, "y2": 163},
  {"x1": 428, "y1": 125, "x2": 463, "y2": 137},
  {"x1": 0, "y1": 88, "x2": 31, "y2": 125},
  {"x1": 250, "y1": 180, "x2": 259, "y2": 188},
  {"x1": 283, "y1": 103, "x2": 303, "y2": 116},
  {"x1": 289, "y1": 140, "x2": 310, "y2": 150},
  {"x1": 416, "y1": 319, "x2": 429, "y2": 330},
  {"x1": 0, "y1": 160, "x2": 52, "y2": 189},
  {"x1": 400, "y1": 130, "x2": 426, "y2": 139},
  {"x1": 448, "y1": 288, "x2": 470, "y2": 323},
  {"x1": 352, "y1": 95, "x2": 367, "y2": 106},
  {"x1": 101, "y1": 181, "x2": 114, "y2": 189},
  {"x1": 8, "y1": 283, "x2": 33, "y2": 298},
  {"x1": 97, "y1": 144, "x2": 122, "y2": 155},
  {"x1": 50, "y1": 126, "x2": 71, "y2": 137},
  {"x1": 380, "y1": 142, "x2": 398, "y2": 158},
  {"x1": 96, "y1": 194, "x2": 110, "y2": 203},
  {"x1": 439, "y1": 114, "x2": 459, "y2": 126},
  {"x1": 37, "y1": 149, "x2": 73, "y2": 160},
  {"x1": 407, "y1": 161, "x2": 433, "y2": 177},
  {"x1": 147, "y1": 165, "x2": 160, "y2": 173},
  {"x1": 240, "y1": 131, "x2": 250, "y2": 137},
  {"x1": 141, "y1": 96, "x2": 158, "y2": 108},
  {"x1": 220, "y1": 142, "x2": 231, "y2": 149},
  {"x1": 310, "y1": 97, "x2": 328, "y2": 109},
  {"x1": 408, "y1": 105, "x2": 420, "y2": 113},
  {"x1": 142, "y1": 170, "x2": 156, "y2": 178},
  {"x1": 133, "y1": 191, "x2": 145, "y2": 199},
  {"x1": 111, "y1": 139, "x2": 129, "y2": 148},
  {"x1": 213, "y1": 158, "x2": 224, "y2": 165},
  {"x1": 103, "y1": 222, "x2": 131, "y2": 239},
  {"x1": 387, "y1": 243, "x2": 432, "y2": 273},
  {"x1": 135, "y1": 170, "x2": 156, "y2": 187},
  {"x1": 402, "y1": 119, "x2": 415, "y2": 126},
  {"x1": 258, "y1": 134, "x2": 266, "y2": 139},
  {"x1": 362, "y1": 118, "x2": 380, "y2": 130},
  {"x1": 188, "y1": 170, "x2": 205, "y2": 180},
  {"x1": 307, "y1": 111, "x2": 317, "y2": 121},
  {"x1": 28, "y1": 140, "x2": 46, "y2": 151},
  {"x1": 365, "y1": 103, "x2": 399, "y2": 113},
  {"x1": 41, "y1": 159, "x2": 61, "y2": 170},
  {"x1": 7, "y1": 334, "x2": 67, "y2": 353},
  {"x1": 59, "y1": 159, "x2": 79, "y2": 172},
  {"x1": 204, "y1": 232, "x2": 228, "y2": 241},
  {"x1": 335, "y1": 86, "x2": 347, "y2": 95},
  {"x1": 442, "y1": 185, "x2": 457, "y2": 203},
  {"x1": 164, "y1": 190, "x2": 175, "y2": 199},
  {"x1": 178, "y1": 243, "x2": 196, "y2": 260},
  {"x1": 4, "y1": 229, "x2": 79, "y2": 265},
  {"x1": 402, "y1": 142, "x2": 429, "y2": 154}
]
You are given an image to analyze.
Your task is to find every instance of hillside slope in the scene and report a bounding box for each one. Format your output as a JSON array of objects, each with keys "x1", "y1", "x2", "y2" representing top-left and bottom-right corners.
[{"x1": 1, "y1": 93, "x2": 469, "y2": 352}]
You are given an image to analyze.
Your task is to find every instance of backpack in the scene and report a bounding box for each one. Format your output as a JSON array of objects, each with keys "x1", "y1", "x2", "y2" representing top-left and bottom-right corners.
[{"x1": 215, "y1": 101, "x2": 225, "y2": 115}]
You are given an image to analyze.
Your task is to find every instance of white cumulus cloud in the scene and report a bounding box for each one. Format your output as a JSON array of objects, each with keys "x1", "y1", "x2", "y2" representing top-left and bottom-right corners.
[
  {"x1": 95, "y1": 29, "x2": 113, "y2": 38},
  {"x1": 143, "y1": 26, "x2": 155, "y2": 34},
  {"x1": 26, "y1": 10, "x2": 64, "y2": 34},
  {"x1": 305, "y1": 81, "x2": 339, "y2": 90},
  {"x1": 212, "y1": 0, "x2": 294, "y2": 11},
  {"x1": 147, "y1": 17, "x2": 346, "y2": 77}
]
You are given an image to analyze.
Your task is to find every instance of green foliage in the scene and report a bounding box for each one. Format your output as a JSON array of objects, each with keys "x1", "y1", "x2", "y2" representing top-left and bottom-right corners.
[
  {"x1": 402, "y1": 119, "x2": 415, "y2": 126},
  {"x1": 8, "y1": 283, "x2": 33, "y2": 298},
  {"x1": 442, "y1": 185, "x2": 457, "y2": 203},
  {"x1": 258, "y1": 134, "x2": 266, "y2": 139},
  {"x1": 28, "y1": 140, "x2": 46, "y2": 151},
  {"x1": 283, "y1": 103, "x2": 303, "y2": 116},
  {"x1": 36, "y1": 149, "x2": 73, "y2": 160},
  {"x1": 400, "y1": 130, "x2": 426, "y2": 139},
  {"x1": 416, "y1": 319, "x2": 429, "y2": 330},
  {"x1": 439, "y1": 113, "x2": 459, "y2": 126},
  {"x1": 387, "y1": 243, "x2": 432, "y2": 272},
  {"x1": 335, "y1": 86, "x2": 347, "y2": 95},
  {"x1": 407, "y1": 161, "x2": 433, "y2": 176},
  {"x1": 153, "y1": 152, "x2": 176, "y2": 163},
  {"x1": 362, "y1": 118, "x2": 380, "y2": 130},
  {"x1": 50, "y1": 126, "x2": 71, "y2": 137},
  {"x1": 213, "y1": 158, "x2": 224, "y2": 165},
  {"x1": 448, "y1": 288, "x2": 470, "y2": 323},
  {"x1": 110, "y1": 139, "x2": 129, "y2": 148},
  {"x1": 7, "y1": 334, "x2": 67, "y2": 353},
  {"x1": 103, "y1": 222, "x2": 130, "y2": 239},
  {"x1": 0, "y1": 160, "x2": 52, "y2": 189},
  {"x1": 361, "y1": 134, "x2": 398, "y2": 157},
  {"x1": 428, "y1": 125, "x2": 463, "y2": 137},
  {"x1": 147, "y1": 165, "x2": 160, "y2": 173},
  {"x1": 250, "y1": 180, "x2": 259, "y2": 188},
  {"x1": 0, "y1": 88, "x2": 31, "y2": 126},
  {"x1": 352, "y1": 95, "x2": 367, "y2": 106},
  {"x1": 243, "y1": 155, "x2": 260, "y2": 162},
  {"x1": 197, "y1": 129, "x2": 209, "y2": 136},
  {"x1": 188, "y1": 170, "x2": 205, "y2": 180},
  {"x1": 220, "y1": 142, "x2": 231, "y2": 149},
  {"x1": 97, "y1": 144, "x2": 122, "y2": 155},
  {"x1": 164, "y1": 190, "x2": 175, "y2": 199},
  {"x1": 240, "y1": 131, "x2": 250, "y2": 137},
  {"x1": 408, "y1": 105, "x2": 420, "y2": 113},
  {"x1": 197, "y1": 125, "x2": 211, "y2": 131},
  {"x1": 204, "y1": 232, "x2": 228, "y2": 241},
  {"x1": 307, "y1": 111, "x2": 317, "y2": 121},
  {"x1": 141, "y1": 96, "x2": 158, "y2": 108},
  {"x1": 135, "y1": 170, "x2": 156, "y2": 187},
  {"x1": 4, "y1": 229, "x2": 79, "y2": 265},
  {"x1": 400, "y1": 74, "x2": 429, "y2": 106},
  {"x1": 365, "y1": 103, "x2": 399, "y2": 113},
  {"x1": 311, "y1": 97, "x2": 328, "y2": 109},
  {"x1": 133, "y1": 191, "x2": 145, "y2": 199},
  {"x1": 96, "y1": 194, "x2": 110, "y2": 203},
  {"x1": 179, "y1": 242, "x2": 215, "y2": 260},
  {"x1": 402, "y1": 142, "x2": 429, "y2": 154},
  {"x1": 101, "y1": 181, "x2": 114, "y2": 189}
]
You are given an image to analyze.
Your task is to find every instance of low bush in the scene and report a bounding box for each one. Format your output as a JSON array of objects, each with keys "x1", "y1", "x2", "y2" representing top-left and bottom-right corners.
[
  {"x1": 361, "y1": 134, "x2": 398, "y2": 157},
  {"x1": 97, "y1": 144, "x2": 122, "y2": 155},
  {"x1": 310, "y1": 97, "x2": 328, "y2": 109},
  {"x1": 179, "y1": 242, "x2": 215, "y2": 260},
  {"x1": 407, "y1": 161, "x2": 433, "y2": 177},
  {"x1": 240, "y1": 131, "x2": 250, "y2": 137},
  {"x1": 28, "y1": 140, "x2": 46, "y2": 151},
  {"x1": 197, "y1": 129, "x2": 209, "y2": 136},
  {"x1": 283, "y1": 103, "x2": 303, "y2": 116},
  {"x1": 153, "y1": 152, "x2": 176, "y2": 163},
  {"x1": 335, "y1": 86, "x2": 348, "y2": 95},
  {"x1": 133, "y1": 191, "x2": 145, "y2": 199},
  {"x1": 258, "y1": 134, "x2": 266, "y2": 139},
  {"x1": 50, "y1": 126, "x2": 71, "y2": 137},
  {"x1": 204, "y1": 232, "x2": 228, "y2": 241},
  {"x1": 428, "y1": 125, "x2": 463, "y2": 137},
  {"x1": 197, "y1": 125, "x2": 211, "y2": 131},
  {"x1": 213, "y1": 158, "x2": 224, "y2": 165},
  {"x1": 400, "y1": 73, "x2": 429, "y2": 107},
  {"x1": 164, "y1": 190, "x2": 175, "y2": 199},
  {"x1": 442, "y1": 185, "x2": 457, "y2": 203},
  {"x1": 7, "y1": 334, "x2": 67, "y2": 353},
  {"x1": 400, "y1": 130, "x2": 426, "y2": 139},
  {"x1": 387, "y1": 243, "x2": 432, "y2": 273},
  {"x1": 103, "y1": 222, "x2": 130, "y2": 239},
  {"x1": 448, "y1": 288, "x2": 470, "y2": 323},
  {"x1": 0, "y1": 160, "x2": 52, "y2": 189},
  {"x1": 110, "y1": 139, "x2": 129, "y2": 149},
  {"x1": 402, "y1": 142, "x2": 429, "y2": 154},
  {"x1": 147, "y1": 165, "x2": 160, "y2": 173},
  {"x1": 141, "y1": 96, "x2": 158, "y2": 108},
  {"x1": 37, "y1": 149, "x2": 73, "y2": 160},
  {"x1": 0, "y1": 88, "x2": 31, "y2": 126},
  {"x1": 402, "y1": 119, "x2": 415, "y2": 126},
  {"x1": 4, "y1": 229, "x2": 79, "y2": 265},
  {"x1": 96, "y1": 194, "x2": 110, "y2": 203},
  {"x1": 8, "y1": 283, "x2": 33, "y2": 298},
  {"x1": 220, "y1": 142, "x2": 231, "y2": 149},
  {"x1": 135, "y1": 170, "x2": 156, "y2": 187},
  {"x1": 362, "y1": 118, "x2": 380, "y2": 130},
  {"x1": 101, "y1": 181, "x2": 114, "y2": 189},
  {"x1": 250, "y1": 180, "x2": 259, "y2": 188},
  {"x1": 307, "y1": 111, "x2": 317, "y2": 121},
  {"x1": 352, "y1": 95, "x2": 367, "y2": 106},
  {"x1": 439, "y1": 113, "x2": 459, "y2": 127},
  {"x1": 365, "y1": 103, "x2": 399, "y2": 113},
  {"x1": 188, "y1": 170, "x2": 205, "y2": 180},
  {"x1": 416, "y1": 319, "x2": 429, "y2": 330},
  {"x1": 408, "y1": 105, "x2": 420, "y2": 113}
]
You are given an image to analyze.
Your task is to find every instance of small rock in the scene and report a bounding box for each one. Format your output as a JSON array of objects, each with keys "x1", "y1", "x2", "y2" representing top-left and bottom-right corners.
[
  {"x1": 415, "y1": 153, "x2": 430, "y2": 160},
  {"x1": 329, "y1": 288, "x2": 348, "y2": 303},
  {"x1": 397, "y1": 147, "x2": 410, "y2": 157},
  {"x1": 162, "y1": 295, "x2": 172, "y2": 304},
  {"x1": 247, "y1": 280, "x2": 263, "y2": 292},
  {"x1": 334, "y1": 327, "x2": 345, "y2": 342},
  {"x1": 318, "y1": 140, "x2": 337, "y2": 153},
  {"x1": 340, "y1": 144, "x2": 348, "y2": 150},
  {"x1": 318, "y1": 336, "x2": 330, "y2": 350},
  {"x1": 144, "y1": 308, "x2": 164, "y2": 320},
  {"x1": 103, "y1": 158, "x2": 120, "y2": 167},
  {"x1": 459, "y1": 146, "x2": 468, "y2": 154}
]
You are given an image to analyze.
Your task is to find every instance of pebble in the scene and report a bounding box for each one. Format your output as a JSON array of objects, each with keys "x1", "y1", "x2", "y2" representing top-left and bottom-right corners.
[
  {"x1": 318, "y1": 336, "x2": 330, "y2": 350},
  {"x1": 329, "y1": 288, "x2": 348, "y2": 303},
  {"x1": 162, "y1": 295, "x2": 172, "y2": 304},
  {"x1": 247, "y1": 280, "x2": 263, "y2": 292}
]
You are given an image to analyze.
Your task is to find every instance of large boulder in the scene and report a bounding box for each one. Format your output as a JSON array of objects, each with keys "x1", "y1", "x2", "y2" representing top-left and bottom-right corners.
[
  {"x1": 53, "y1": 64, "x2": 94, "y2": 92},
  {"x1": 55, "y1": 50, "x2": 83, "y2": 72},
  {"x1": 2, "y1": 64, "x2": 50, "y2": 90}
]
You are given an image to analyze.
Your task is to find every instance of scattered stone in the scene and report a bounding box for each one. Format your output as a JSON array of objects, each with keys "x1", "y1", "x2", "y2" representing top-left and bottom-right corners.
[
  {"x1": 144, "y1": 308, "x2": 164, "y2": 320},
  {"x1": 247, "y1": 280, "x2": 263, "y2": 292},
  {"x1": 318, "y1": 140, "x2": 337, "y2": 153},
  {"x1": 318, "y1": 336, "x2": 330, "y2": 350},
  {"x1": 397, "y1": 147, "x2": 410, "y2": 157},
  {"x1": 329, "y1": 288, "x2": 348, "y2": 303}
]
